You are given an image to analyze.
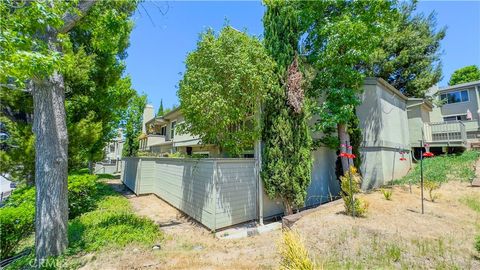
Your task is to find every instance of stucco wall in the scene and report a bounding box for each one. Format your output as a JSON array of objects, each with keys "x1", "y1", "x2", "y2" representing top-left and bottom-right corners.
[
  {"x1": 407, "y1": 105, "x2": 423, "y2": 147},
  {"x1": 357, "y1": 79, "x2": 412, "y2": 189}
]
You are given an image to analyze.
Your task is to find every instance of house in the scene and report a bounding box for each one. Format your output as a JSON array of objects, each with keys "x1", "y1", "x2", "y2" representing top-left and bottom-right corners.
[
  {"x1": 428, "y1": 80, "x2": 480, "y2": 148},
  {"x1": 139, "y1": 106, "x2": 222, "y2": 157},
  {"x1": 104, "y1": 129, "x2": 124, "y2": 162},
  {"x1": 94, "y1": 129, "x2": 124, "y2": 174}
]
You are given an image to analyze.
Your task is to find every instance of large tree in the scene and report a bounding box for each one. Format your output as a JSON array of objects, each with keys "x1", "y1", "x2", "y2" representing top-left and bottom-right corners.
[
  {"x1": 178, "y1": 26, "x2": 277, "y2": 156},
  {"x1": 0, "y1": 0, "x2": 138, "y2": 263},
  {"x1": 1, "y1": 1, "x2": 138, "y2": 178},
  {"x1": 123, "y1": 94, "x2": 147, "y2": 157},
  {"x1": 262, "y1": 0, "x2": 313, "y2": 215},
  {"x1": 298, "y1": 0, "x2": 397, "y2": 173},
  {"x1": 368, "y1": 1, "x2": 446, "y2": 97},
  {"x1": 449, "y1": 65, "x2": 480, "y2": 86}
]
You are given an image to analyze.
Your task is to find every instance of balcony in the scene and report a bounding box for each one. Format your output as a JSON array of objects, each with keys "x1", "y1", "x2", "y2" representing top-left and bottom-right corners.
[
  {"x1": 423, "y1": 121, "x2": 467, "y2": 147},
  {"x1": 139, "y1": 134, "x2": 170, "y2": 151}
]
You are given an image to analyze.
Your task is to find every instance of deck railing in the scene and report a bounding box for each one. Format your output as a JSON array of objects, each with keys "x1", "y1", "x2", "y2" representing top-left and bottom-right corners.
[{"x1": 423, "y1": 121, "x2": 467, "y2": 145}]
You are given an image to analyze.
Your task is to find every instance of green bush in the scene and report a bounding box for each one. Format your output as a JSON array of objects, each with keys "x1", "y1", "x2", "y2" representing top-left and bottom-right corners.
[
  {"x1": 4, "y1": 186, "x2": 35, "y2": 208},
  {"x1": 68, "y1": 174, "x2": 99, "y2": 219},
  {"x1": 1, "y1": 174, "x2": 102, "y2": 259},
  {"x1": 0, "y1": 203, "x2": 35, "y2": 259}
]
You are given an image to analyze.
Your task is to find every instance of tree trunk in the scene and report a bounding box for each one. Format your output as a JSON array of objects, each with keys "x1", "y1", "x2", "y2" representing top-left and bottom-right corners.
[
  {"x1": 338, "y1": 123, "x2": 350, "y2": 174},
  {"x1": 88, "y1": 160, "x2": 93, "y2": 174},
  {"x1": 284, "y1": 200, "x2": 294, "y2": 216},
  {"x1": 33, "y1": 28, "x2": 69, "y2": 265}
]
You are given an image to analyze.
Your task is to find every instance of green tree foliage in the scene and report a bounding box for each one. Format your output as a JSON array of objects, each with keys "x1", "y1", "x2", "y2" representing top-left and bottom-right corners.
[
  {"x1": 157, "y1": 99, "x2": 164, "y2": 116},
  {"x1": 123, "y1": 94, "x2": 147, "y2": 157},
  {"x1": 63, "y1": 0, "x2": 138, "y2": 169},
  {"x1": 297, "y1": 0, "x2": 396, "y2": 172},
  {"x1": 368, "y1": 1, "x2": 446, "y2": 97},
  {"x1": 178, "y1": 26, "x2": 277, "y2": 156},
  {"x1": 0, "y1": 0, "x2": 138, "y2": 179},
  {"x1": 262, "y1": 0, "x2": 313, "y2": 214},
  {"x1": 449, "y1": 65, "x2": 480, "y2": 86}
]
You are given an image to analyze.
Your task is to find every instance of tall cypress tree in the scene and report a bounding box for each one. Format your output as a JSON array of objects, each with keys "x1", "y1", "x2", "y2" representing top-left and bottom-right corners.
[
  {"x1": 157, "y1": 99, "x2": 164, "y2": 116},
  {"x1": 262, "y1": 0, "x2": 312, "y2": 215}
]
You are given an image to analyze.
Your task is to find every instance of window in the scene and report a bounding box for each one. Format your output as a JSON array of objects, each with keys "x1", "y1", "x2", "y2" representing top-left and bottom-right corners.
[
  {"x1": 439, "y1": 90, "x2": 469, "y2": 104},
  {"x1": 170, "y1": 121, "x2": 176, "y2": 139},
  {"x1": 443, "y1": 114, "x2": 467, "y2": 122},
  {"x1": 160, "y1": 126, "x2": 166, "y2": 136}
]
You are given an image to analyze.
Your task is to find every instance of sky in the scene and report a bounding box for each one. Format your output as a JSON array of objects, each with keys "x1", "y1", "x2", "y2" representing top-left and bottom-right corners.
[{"x1": 125, "y1": 1, "x2": 480, "y2": 111}]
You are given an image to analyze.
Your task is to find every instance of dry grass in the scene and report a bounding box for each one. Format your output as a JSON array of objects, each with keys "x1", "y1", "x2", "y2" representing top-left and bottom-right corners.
[
  {"x1": 295, "y1": 181, "x2": 480, "y2": 269},
  {"x1": 77, "y1": 180, "x2": 480, "y2": 270}
]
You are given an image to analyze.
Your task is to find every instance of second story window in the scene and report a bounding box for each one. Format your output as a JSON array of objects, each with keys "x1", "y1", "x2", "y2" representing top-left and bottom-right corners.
[
  {"x1": 440, "y1": 90, "x2": 469, "y2": 104},
  {"x1": 170, "y1": 121, "x2": 176, "y2": 139},
  {"x1": 443, "y1": 114, "x2": 467, "y2": 122},
  {"x1": 160, "y1": 126, "x2": 166, "y2": 136}
]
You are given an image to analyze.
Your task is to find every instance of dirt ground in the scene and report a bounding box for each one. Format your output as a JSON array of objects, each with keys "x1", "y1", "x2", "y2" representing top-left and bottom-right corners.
[{"x1": 79, "y1": 180, "x2": 480, "y2": 270}]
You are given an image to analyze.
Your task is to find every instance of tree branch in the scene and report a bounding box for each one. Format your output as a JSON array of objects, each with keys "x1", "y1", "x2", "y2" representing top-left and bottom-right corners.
[{"x1": 59, "y1": 0, "x2": 96, "y2": 33}]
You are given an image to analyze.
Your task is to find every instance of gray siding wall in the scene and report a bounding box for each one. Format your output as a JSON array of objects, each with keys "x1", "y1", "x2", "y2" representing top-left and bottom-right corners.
[
  {"x1": 438, "y1": 88, "x2": 479, "y2": 120},
  {"x1": 215, "y1": 160, "x2": 257, "y2": 228},
  {"x1": 121, "y1": 157, "x2": 257, "y2": 230},
  {"x1": 261, "y1": 147, "x2": 340, "y2": 218}
]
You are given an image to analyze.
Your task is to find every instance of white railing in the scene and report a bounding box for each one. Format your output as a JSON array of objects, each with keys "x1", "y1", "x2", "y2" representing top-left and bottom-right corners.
[{"x1": 423, "y1": 121, "x2": 467, "y2": 145}]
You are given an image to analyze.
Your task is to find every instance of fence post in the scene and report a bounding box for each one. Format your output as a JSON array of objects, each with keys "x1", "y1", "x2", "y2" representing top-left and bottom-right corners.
[
  {"x1": 255, "y1": 139, "x2": 263, "y2": 226},
  {"x1": 212, "y1": 160, "x2": 218, "y2": 232}
]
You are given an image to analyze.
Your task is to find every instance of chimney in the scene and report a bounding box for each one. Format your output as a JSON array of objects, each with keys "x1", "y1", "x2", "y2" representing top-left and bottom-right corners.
[{"x1": 142, "y1": 104, "x2": 155, "y2": 134}]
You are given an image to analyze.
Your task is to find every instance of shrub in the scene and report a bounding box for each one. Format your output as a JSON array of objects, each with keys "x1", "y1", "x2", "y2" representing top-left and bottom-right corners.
[
  {"x1": 381, "y1": 189, "x2": 392, "y2": 200},
  {"x1": 279, "y1": 230, "x2": 315, "y2": 270},
  {"x1": 340, "y1": 166, "x2": 369, "y2": 217},
  {"x1": 1, "y1": 174, "x2": 103, "y2": 259},
  {"x1": 68, "y1": 174, "x2": 99, "y2": 219},
  {"x1": 475, "y1": 235, "x2": 480, "y2": 253},
  {"x1": 4, "y1": 186, "x2": 35, "y2": 208},
  {"x1": 423, "y1": 180, "x2": 441, "y2": 202},
  {"x1": 0, "y1": 203, "x2": 35, "y2": 259}
]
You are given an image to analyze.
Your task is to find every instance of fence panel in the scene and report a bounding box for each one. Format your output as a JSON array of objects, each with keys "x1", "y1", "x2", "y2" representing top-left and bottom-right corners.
[{"x1": 121, "y1": 157, "x2": 257, "y2": 230}]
